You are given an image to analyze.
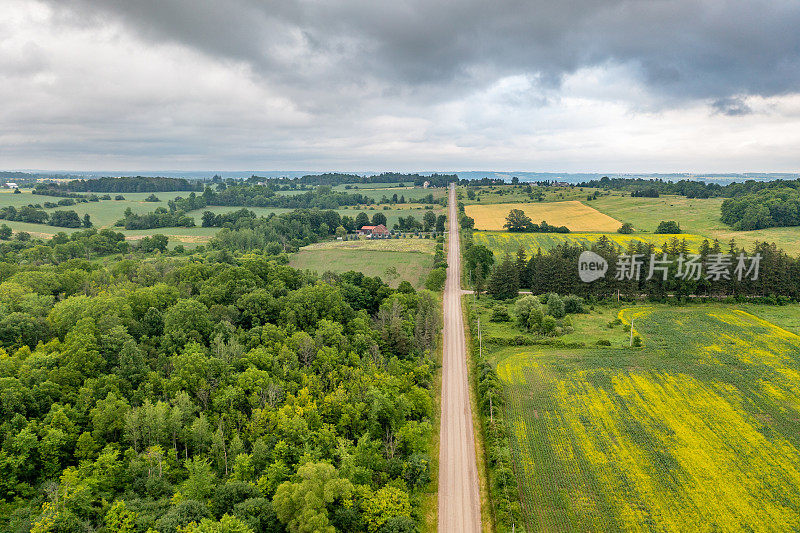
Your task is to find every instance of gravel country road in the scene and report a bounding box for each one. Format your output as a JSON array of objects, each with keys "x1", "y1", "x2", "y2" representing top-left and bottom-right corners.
[{"x1": 438, "y1": 183, "x2": 481, "y2": 532}]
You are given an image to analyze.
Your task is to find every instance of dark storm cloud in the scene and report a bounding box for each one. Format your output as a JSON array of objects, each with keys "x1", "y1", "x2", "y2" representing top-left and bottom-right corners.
[{"x1": 43, "y1": 0, "x2": 800, "y2": 103}]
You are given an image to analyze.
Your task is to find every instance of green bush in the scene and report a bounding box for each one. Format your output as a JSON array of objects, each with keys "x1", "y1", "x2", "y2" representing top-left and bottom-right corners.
[{"x1": 425, "y1": 267, "x2": 447, "y2": 291}]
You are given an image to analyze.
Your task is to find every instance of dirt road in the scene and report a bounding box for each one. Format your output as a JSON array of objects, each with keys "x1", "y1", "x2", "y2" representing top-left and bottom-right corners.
[{"x1": 438, "y1": 184, "x2": 481, "y2": 532}]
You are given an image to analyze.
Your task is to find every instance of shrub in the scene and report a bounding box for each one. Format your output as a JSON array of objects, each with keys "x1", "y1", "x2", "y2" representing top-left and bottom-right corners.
[
  {"x1": 490, "y1": 306, "x2": 511, "y2": 322},
  {"x1": 654, "y1": 220, "x2": 681, "y2": 234},
  {"x1": 546, "y1": 293, "x2": 565, "y2": 319},
  {"x1": 425, "y1": 267, "x2": 447, "y2": 291},
  {"x1": 618, "y1": 222, "x2": 634, "y2": 234},
  {"x1": 596, "y1": 339, "x2": 612, "y2": 346},
  {"x1": 563, "y1": 295, "x2": 586, "y2": 314},
  {"x1": 632, "y1": 335, "x2": 642, "y2": 347}
]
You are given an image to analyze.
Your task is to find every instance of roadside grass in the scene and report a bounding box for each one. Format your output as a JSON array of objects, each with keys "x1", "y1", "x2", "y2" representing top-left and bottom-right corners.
[
  {"x1": 472, "y1": 230, "x2": 708, "y2": 255},
  {"x1": 465, "y1": 201, "x2": 621, "y2": 232},
  {"x1": 463, "y1": 296, "x2": 498, "y2": 533},
  {"x1": 479, "y1": 299, "x2": 800, "y2": 531}
]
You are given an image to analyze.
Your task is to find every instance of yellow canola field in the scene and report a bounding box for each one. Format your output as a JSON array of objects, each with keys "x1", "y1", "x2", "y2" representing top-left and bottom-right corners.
[
  {"x1": 495, "y1": 307, "x2": 800, "y2": 531},
  {"x1": 465, "y1": 201, "x2": 622, "y2": 231}
]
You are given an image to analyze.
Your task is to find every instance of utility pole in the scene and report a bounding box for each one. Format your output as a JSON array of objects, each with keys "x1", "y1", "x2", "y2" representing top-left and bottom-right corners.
[
  {"x1": 478, "y1": 315, "x2": 482, "y2": 359},
  {"x1": 629, "y1": 317, "x2": 634, "y2": 347}
]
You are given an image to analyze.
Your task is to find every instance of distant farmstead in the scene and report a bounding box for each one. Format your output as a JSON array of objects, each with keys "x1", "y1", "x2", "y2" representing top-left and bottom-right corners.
[
  {"x1": 4, "y1": 182, "x2": 18, "y2": 189},
  {"x1": 357, "y1": 224, "x2": 388, "y2": 237}
]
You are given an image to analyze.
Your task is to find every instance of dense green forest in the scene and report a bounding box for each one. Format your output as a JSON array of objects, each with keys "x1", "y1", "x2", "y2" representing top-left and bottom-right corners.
[
  {"x1": 0, "y1": 205, "x2": 441, "y2": 532},
  {"x1": 720, "y1": 188, "x2": 800, "y2": 230}
]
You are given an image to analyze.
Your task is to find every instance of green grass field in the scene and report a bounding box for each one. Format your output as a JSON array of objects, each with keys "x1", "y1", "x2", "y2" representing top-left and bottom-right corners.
[
  {"x1": 474, "y1": 299, "x2": 800, "y2": 531},
  {"x1": 589, "y1": 195, "x2": 800, "y2": 256},
  {"x1": 290, "y1": 238, "x2": 435, "y2": 288}
]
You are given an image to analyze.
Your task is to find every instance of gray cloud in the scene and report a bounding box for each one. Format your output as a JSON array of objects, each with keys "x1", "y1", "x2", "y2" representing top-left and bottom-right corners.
[
  {"x1": 4, "y1": 0, "x2": 800, "y2": 171},
  {"x1": 43, "y1": 0, "x2": 800, "y2": 103},
  {"x1": 711, "y1": 97, "x2": 752, "y2": 116}
]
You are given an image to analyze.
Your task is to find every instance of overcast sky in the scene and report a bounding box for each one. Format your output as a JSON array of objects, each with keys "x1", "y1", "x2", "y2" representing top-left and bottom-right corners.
[{"x1": 2, "y1": 0, "x2": 800, "y2": 173}]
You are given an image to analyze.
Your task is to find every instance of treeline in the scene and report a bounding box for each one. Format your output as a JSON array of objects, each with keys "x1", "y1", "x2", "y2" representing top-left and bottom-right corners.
[
  {"x1": 201, "y1": 209, "x2": 256, "y2": 228},
  {"x1": 36, "y1": 176, "x2": 203, "y2": 193},
  {"x1": 466, "y1": 237, "x2": 800, "y2": 300},
  {"x1": 578, "y1": 175, "x2": 800, "y2": 199},
  {"x1": 255, "y1": 172, "x2": 459, "y2": 188},
  {"x1": 116, "y1": 208, "x2": 196, "y2": 230},
  {"x1": 720, "y1": 188, "x2": 800, "y2": 230},
  {"x1": 0, "y1": 237, "x2": 440, "y2": 531},
  {"x1": 0, "y1": 206, "x2": 92, "y2": 228}
]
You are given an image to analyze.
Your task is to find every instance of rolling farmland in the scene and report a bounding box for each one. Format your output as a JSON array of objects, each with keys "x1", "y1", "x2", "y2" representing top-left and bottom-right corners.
[
  {"x1": 589, "y1": 195, "x2": 800, "y2": 256},
  {"x1": 465, "y1": 201, "x2": 621, "y2": 232},
  {"x1": 472, "y1": 230, "x2": 708, "y2": 254},
  {"x1": 490, "y1": 305, "x2": 800, "y2": 531}
]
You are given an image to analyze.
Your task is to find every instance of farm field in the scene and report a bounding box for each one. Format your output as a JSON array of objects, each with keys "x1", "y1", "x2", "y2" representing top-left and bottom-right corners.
[
  {"x1": 482, "y1": 302, "x2": 800, "y2": 531},
  {"x1": 289, "y1": 238, "x2": 435, "y2": 288},
  {"x1": 589, "y1": 195, "x2": 800, "y2": 256},
  {"x1": 472, "y1": 230, "x2": 709, "y2": 255},
  {"x1": 0, "y1": 189, "x2": 442, "y2": 244},
  {"x1": 465, "y1": 201, "x2": 621, "y2": 232}
]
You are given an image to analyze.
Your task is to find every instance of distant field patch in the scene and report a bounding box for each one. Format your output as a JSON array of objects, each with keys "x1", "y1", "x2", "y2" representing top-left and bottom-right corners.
[
  {"x1": 290, "y1": 240, "x2": 434, "y2": 288},
  {"x1": 473, "y1": 230, "x2": 708, "y2": 254},
  {"x1": 302, "y1": 237, "x2": 435, "y2": 254},
  {"x1": 465, "y1": 201, "x2": 621, "y2": 231}
]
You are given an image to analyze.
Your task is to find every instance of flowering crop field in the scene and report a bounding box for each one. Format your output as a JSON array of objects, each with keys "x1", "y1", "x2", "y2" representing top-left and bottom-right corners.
[
  {"x1": 473, "y1": 230, "x2": 709, "y2": 255},
  {"x1": 465, "y1": 201, "x2": 622, "y2": 231},
  {"x1": 493, "y1": 305, "x2": 800, "y2": 531}
]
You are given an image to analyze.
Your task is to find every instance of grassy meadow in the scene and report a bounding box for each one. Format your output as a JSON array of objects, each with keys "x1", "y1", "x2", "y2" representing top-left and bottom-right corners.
[
  {"x1": 589, "y1": 195, "x2": 800, "y2": 256},
  {"x1": 289, "y1": 237, "x2": 436, "y2": 288},
  {"x1": 465, "y1": 201, "x2": 621, "y2": 232},
  {"x1": 474, "y1": 299, "x2": 800, "y2": 531}
]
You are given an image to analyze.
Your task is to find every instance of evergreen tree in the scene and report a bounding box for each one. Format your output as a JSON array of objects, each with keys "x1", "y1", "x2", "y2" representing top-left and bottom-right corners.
[{"x1": 487, "y1": 254, "x2": 519, "y2": 299}]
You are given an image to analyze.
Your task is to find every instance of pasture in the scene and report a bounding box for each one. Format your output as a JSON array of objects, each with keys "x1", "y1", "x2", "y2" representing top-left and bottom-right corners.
[
  {"x1": 472, "y1": 230, "x2": 709, "y2": 255},
  {"x1": 465, "y1": 201, "x2": 621, "y2": 232},
  {"x1": 479, "y1": 301, "x2": 800, "y2": 531},
  {"x1": 290, "y1": 237, "x2": 435, "y2": 288},
  {"x1": 589, "y1": 195, "x2": 800, "y2": 256}
]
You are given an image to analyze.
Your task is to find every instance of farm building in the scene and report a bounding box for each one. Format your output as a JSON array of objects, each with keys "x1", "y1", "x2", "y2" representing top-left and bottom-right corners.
[
  {"x1": 357, "y1": 224, "x2": 388, "y2": 237},
  {"x1": 4, "y1": 182, "x2": 18, "y2": 189}
]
